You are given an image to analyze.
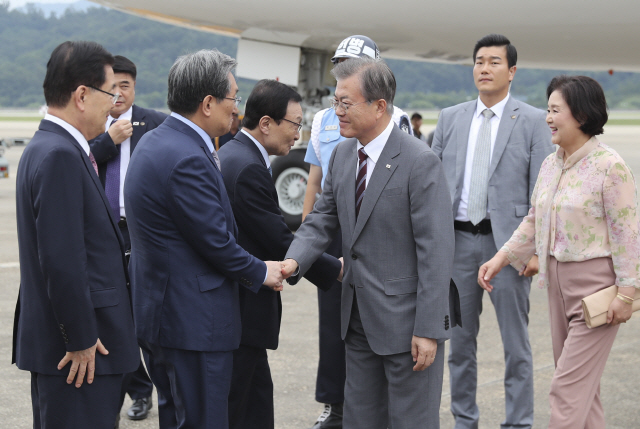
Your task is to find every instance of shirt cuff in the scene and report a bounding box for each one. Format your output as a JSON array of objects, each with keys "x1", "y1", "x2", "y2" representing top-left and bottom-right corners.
[{"x1": 262, "y1": 262, "x2": 268, "y2": 284}]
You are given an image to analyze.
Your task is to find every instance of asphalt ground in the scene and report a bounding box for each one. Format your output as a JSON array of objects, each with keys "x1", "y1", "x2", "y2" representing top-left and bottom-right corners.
[{"x1": 0, "y1": 121, "x2": 638, "y2": 428}]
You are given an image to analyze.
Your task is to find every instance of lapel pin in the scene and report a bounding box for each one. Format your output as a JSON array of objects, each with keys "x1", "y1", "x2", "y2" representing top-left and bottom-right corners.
[
  {"x1": 511, "y1": 115, "x2": 516, "y2": 119},
  {"x1": 132, "y1": 122, "x2": 140, "y2": 126},
  {"x1": 140, "y1": 122, "x2": 145, "y2": 126},
  {"x1": 386, "y1": 164, "x2": 391, "y2": 169}
]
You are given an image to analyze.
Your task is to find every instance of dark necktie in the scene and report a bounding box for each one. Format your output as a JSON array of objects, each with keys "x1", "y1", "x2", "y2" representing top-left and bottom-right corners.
[
  {"x1": 89, "y1": 152, "x2": 99, "y2": 176},
  {"x1": 105, "y1": 119, "x2": 121, "y2": 219},
  {"x1": 356, "y1": 148, "x2": 368, "y2": 218}
]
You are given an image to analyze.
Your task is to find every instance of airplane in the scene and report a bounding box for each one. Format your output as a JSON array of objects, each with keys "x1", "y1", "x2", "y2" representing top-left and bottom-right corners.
[{"x1": 90, "y1": 0, "x2": 639, "y2": 227}]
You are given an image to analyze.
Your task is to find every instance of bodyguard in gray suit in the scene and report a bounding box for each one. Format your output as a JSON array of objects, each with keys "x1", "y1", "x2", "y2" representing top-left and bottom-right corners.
[
  {"x1": 432, "y1": 34, "x2": 553, "y2": 429},
  {"x1": 282, "y1": 57, "x2": 455, "y2": 428}
]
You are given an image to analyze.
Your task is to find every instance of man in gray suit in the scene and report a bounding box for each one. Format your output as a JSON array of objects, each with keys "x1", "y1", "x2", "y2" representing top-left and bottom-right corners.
[
  {"x1": 282, "y1": 57, "x2": 455, "y2": 428},
  {"x1": 431, "y1": 34, "x2": 553, "y2": 429}
]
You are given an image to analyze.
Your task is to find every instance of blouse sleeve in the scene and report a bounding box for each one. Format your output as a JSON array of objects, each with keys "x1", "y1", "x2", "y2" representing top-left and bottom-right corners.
[
  {"x1": 603, "y1": 160, "x2": 640, "y2": 289},
  {"x1": 500, "y1": 179, "x2": 539, "y2": 272}
]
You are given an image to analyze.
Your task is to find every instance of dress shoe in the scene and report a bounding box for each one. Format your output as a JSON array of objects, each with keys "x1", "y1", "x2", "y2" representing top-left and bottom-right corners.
[
  {"x1": 127, "y1": 396, "x2": 153, "y2": 420},
  {"x1": 310, "y1": 403, "x2": 343, "y2": 429}
]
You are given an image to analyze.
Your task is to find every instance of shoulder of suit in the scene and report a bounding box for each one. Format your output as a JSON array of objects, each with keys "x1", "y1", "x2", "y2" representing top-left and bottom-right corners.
[
  {"x1": 509, "y1": 98, "x2": 546, "y2": 117},
  {"x1": 133, "y1": 105, "x2": 168, "y2": 122}
]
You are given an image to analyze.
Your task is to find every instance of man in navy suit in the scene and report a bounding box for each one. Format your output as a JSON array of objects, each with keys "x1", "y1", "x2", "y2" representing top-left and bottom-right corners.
[
  {"x1": 218, "y1": 79, "x2": 343, "y2": 429},
  {"x1": 124, "y1": 49, "x2": 284, "y2": 429},
  {"x1": 13, "y1": 40, "x2": 139, "y2": 429},
  {"x1": 89, "y1": 55, "x2": 166, "y2": 423}
]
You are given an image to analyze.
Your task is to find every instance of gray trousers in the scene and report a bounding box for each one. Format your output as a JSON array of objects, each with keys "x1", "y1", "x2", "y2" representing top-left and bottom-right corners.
[
  {"x1": 449, "y1": 230, "x2": 534, "y2": 429},
  {"x1": 343, "y1": 293, "x2": 444, "y2": 429}
]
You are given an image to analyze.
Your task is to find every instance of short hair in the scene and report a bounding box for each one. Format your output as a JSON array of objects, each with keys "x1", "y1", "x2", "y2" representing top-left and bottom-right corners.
[
  {"x1": 331, "y1": 57, "x2": 395, "y2": 115},
  {"x1": 546, "y1": 75, "x2": 608, "y2": 136},
  {"x1": 43, "y1": 41, "x2": 114, "y2": 108},
  {"x1": 473, "y1": 34, "x2": 517, "y2": 69},
  {"x1": 167, "y1": 49, "x2": 237, "y2": 116},
  {"x1": 242, "y1": 79, "x2": 302, "y2": 130},
  {"x1": 113, "y1": 55, "x2": 137, "y2": 80},
  {"x1": 411, "y1": 112, "x2": 422, "y2": 121}
]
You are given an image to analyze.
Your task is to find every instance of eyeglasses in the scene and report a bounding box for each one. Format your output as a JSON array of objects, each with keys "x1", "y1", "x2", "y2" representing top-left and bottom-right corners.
[
  {"x1": 281, "y1": 118, "x2": 302, "y2": 133},
  {"x1": 86, "y1": 85, "x2": 120, "y2": 104},
  {"x1": 225, "y1": 96, "x2": 242, "y2": 107},
  {"x1": 330, "y1": 99, "x2": 369, "y2": 112}
]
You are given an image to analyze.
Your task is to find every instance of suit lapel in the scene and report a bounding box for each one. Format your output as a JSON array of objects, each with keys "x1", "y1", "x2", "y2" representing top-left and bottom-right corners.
[
  {"x1": 351, "y1": 126, "x2": 401, "y2": 245},
  {"x1": 489, "y1": 97, "x2": 519, "y2": 179},
  {"x1": 342, "y1": 140, "x2": 358, "y2": 236},
  {"x1": 456, "y1": 101, "x2": 475, "y2": 192}
]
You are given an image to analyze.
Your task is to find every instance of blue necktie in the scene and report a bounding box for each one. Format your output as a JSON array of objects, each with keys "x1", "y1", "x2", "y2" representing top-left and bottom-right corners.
[{"x1": 268, "y1": 166, "x2": 272, "y2": 177}]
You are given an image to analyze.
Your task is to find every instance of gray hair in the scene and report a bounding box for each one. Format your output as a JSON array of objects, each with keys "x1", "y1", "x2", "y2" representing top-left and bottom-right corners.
[
  {"x1": 331, "y1": 57, "x2": 396, "y2": 115},
  {"x1": 167, "y1": 49, "x2": 237, "y2": 116}
]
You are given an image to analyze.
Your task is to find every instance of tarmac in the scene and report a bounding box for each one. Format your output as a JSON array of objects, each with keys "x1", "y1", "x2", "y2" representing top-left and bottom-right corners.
[{"x1": 0, "y1": 120, "x2": 639, "y2": 428}]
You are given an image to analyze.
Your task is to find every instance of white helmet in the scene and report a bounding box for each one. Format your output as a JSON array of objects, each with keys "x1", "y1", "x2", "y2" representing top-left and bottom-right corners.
[{"x1": 331, "y1": 35, "x2": 380, "y2": 64}]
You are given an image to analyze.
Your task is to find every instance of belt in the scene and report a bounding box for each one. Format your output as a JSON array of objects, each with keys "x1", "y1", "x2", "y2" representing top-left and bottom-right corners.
[
  {"x1": 454, "y1": 219, "x2": 492, "y2": 235},
  {"x1": 118, "y1": 216, "x2": 127, "y2": 228}
]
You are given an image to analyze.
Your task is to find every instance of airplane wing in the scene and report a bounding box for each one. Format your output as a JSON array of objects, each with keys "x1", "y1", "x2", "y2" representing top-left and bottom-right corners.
[{"x1": 91, "y1": 0, "x2": 640, "y2": 72}]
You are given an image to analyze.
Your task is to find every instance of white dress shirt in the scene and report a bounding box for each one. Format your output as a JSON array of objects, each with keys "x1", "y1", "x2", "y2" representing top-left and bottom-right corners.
[
  {"x1": 45, "y1": 113, "x2": 90, "y2": 155},
  {"x1": 240, "y1": 129, "x2": 271, "y2": 169},
  {"x1": 106, "y1": 106, "x2": 133, "y2": 218},
  {"x1": 456, "y1": 94, "x2": 510, "y2": 222},
  {"x1": 356, "y1": 118, "x2": 395, "y2": 186}
]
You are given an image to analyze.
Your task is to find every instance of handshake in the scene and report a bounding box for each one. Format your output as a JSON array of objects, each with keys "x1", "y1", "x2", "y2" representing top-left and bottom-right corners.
[{"x1": 262, "y1": 258, "x2": 344, "y2": 291}]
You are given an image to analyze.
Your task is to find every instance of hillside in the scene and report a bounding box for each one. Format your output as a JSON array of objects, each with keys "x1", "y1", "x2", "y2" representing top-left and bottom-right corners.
[{"x1": 1, "y1": 3, "x2": 639, "y2": 110}]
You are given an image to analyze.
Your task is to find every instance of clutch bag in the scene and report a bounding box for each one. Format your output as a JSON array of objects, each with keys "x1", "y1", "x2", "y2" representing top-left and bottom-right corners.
[{"x1": 582, "y1": 285, "x2": 640, "y2": 329}]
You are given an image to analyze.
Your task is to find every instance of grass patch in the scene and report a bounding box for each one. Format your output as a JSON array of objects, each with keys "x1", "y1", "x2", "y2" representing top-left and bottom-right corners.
[
  {"x1": 606, "y1": 119, "x2": 640, "y2": 126},
  {"x1": 0, "y1": 116, "x2": 41, "y2": 121}
]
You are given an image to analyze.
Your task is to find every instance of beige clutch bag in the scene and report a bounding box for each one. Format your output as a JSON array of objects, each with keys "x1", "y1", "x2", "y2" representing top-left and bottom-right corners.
[{"x1": 582, "y1": 286, "x2": 640, "y2": 329}]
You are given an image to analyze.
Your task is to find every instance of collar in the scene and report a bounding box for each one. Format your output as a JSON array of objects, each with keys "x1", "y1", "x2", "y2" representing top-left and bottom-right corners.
[
  {"x1": 476, "y1": 93, "x2": 510, "y2": 120},
  {"x1": 555, "y1": 136, "x2": 600, "y2": 170},
  {"x1": 356, "y1": 118, "x2": 394, "y2": 163},
  {"x1": 240, "y1": 129, "x2": 270, "y2": 168},
  {"x1": 107, "y1": 105, "x2": 133, "y2": 129},
  {"x1": 170, "y1": 112, "x2": 214, "y2": 153},
  {"x1": 44, "y1": 113, "x2": 90, "y2": 155}
]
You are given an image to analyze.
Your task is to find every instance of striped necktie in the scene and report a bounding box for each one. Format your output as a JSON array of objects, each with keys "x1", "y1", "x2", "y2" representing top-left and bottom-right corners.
[
  {"x1": 355, "y1": 148, "x2": 368, "y2": 218},
  {"x1": 467, "y1": 108, "x2": 495, "y2": 225}
]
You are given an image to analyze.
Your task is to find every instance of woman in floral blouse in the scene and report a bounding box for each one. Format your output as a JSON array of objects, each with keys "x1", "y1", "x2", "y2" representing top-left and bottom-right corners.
[{"x1": 478, "y1": 75, "x2": 638, "y2": 428}]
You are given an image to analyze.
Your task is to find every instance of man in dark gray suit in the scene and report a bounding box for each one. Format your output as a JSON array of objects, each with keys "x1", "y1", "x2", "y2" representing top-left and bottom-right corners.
[
  {"x1": 282, "y1": 57, "x2": 455, "y2": 428},
  {"x1": 431, "y1": 34, "x2": 553, "y2": 429}
]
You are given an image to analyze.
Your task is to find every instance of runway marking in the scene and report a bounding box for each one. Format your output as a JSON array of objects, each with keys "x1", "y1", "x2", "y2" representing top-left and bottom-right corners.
[{"x1": 0, "y1": 262, "x2": 19, "y2": 268}]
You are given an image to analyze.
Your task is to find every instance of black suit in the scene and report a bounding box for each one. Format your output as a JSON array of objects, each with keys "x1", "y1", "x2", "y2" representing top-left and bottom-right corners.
[
  {"x1": 13, "y1": 119, "x2": 139, "y2": 428},
  {"x1": 89, "y1": 104, "x2": 167, "y2": 405},
  {"x1": 218, "y1": 131, "x2": 342, "y2": 429}
]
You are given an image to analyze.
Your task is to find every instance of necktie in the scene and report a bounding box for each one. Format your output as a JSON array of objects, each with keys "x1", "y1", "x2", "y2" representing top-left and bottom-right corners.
[
  {"x1": 211, "y1": 148, "x2": 221, "y2": 170},
  {"x1": 104, "y1": 119, "x2": 121, "y2": 219},
  {"x1": 89, "y1": 152, "x2": 99, "y2": 176},
  {"x1": 268, "y1": 166, "x2": 273, "y2": 177},
  {"x1": 355, "y1": 148, "x2": 368, "y2": 218},
  {"x1": 467, "y1": 108, "x2": 495, "y2": 225}
]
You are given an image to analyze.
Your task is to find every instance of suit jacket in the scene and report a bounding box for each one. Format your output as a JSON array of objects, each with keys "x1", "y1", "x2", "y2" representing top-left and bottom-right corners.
[
  {"x1": 124, "y1": 116, "x2": 267, "y2": 352},
  {"x1": 13, "y1": 120, "x2": 139, "y2": 375},
  {"x1": 286, "y1": 124, "x2": 455, "y2": 356},
  {"x1": 89, "y1": 104, "x2": 167, "y2": 186},
  {"x1": 431, "y1": 97, "x2": 554, "y2": 249},
  {"x1": 218, "y1": 132, "x2": 342, "y2": 350}
]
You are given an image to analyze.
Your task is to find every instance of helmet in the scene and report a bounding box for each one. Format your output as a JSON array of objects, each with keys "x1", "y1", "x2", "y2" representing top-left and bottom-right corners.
[{"x1": 331, "y1": 35, "x2": 380, "y2": 64}]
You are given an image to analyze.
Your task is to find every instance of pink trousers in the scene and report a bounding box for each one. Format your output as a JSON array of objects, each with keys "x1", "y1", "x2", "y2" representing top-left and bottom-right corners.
[{"x1": 547, "y1": 256, "x2": 620, "y2": 429}]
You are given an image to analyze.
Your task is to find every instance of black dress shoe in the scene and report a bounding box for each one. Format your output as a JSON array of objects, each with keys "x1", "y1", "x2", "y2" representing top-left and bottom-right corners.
[
  {"x1": 127, "y1": 396, "x2": 153, "y2": 420},
  {"x1": 310, "y1": 403, "x2": 343, "y2": 429}
]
